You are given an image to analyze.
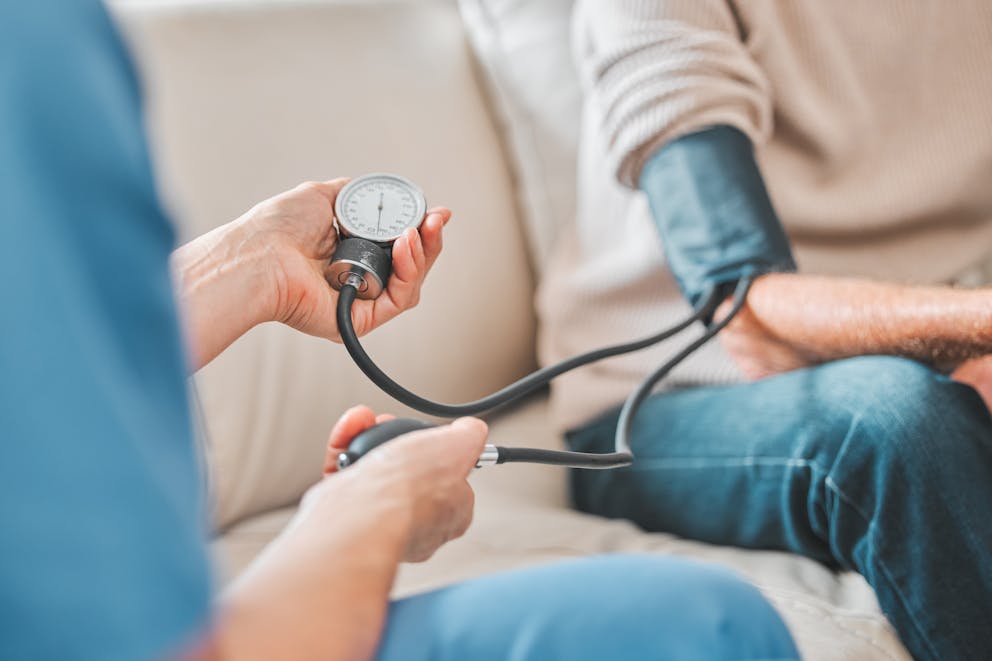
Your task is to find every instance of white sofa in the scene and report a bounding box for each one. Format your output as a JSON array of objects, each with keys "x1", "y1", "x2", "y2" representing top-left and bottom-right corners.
[{"x1": 114, "y1": 1, "x2": 911, "y2": 658}]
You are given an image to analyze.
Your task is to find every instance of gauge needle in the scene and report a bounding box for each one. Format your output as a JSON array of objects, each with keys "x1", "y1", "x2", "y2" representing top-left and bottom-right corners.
[{"x1": 376, "y1": 192, "x2": 384, "y2": 232}]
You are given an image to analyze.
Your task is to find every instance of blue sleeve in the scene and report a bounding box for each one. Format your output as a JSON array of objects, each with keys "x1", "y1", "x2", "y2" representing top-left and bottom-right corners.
[
  {"x1": 639, "y1": 126, "x2": 797, "y2": 308},
  {"x1": 0, "y1": 3, "x2": 213, "y2": 660}
]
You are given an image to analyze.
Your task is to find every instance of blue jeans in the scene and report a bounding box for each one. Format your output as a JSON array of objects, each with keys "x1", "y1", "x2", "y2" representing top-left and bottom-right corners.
[
  {"x1": 377, "y1": 555, "x2": 797, "y2": 660},
  {"x1": 567, "y1": 356, "x2": 992, "y2": 661}
]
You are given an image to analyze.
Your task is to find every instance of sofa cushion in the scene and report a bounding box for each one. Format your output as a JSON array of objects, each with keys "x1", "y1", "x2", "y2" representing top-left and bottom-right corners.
[{"x1": 114, "y1": 0, "x2": 537, "y2": 530}]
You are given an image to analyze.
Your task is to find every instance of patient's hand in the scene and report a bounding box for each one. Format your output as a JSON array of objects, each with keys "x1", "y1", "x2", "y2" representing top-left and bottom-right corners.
[
  {"x1": 952, "y1": 355, "x2": 992, "y2": 411},
  {"x1": 718, "y1": 272, "x2": 992, "y2": 380},
  {"x1": 717, "y1": 297, "x2": 815, "y2": 379},
  {"x1": 173, "y1": 179, "x2": 450, "y2": 370}
]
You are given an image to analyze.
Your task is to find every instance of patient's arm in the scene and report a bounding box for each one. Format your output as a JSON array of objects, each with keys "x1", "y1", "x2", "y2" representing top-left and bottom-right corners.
[
  {"x1": 719, "y1": 272, "x2": 992, "y2": 379},
  {"x1": 172, "y1": 180, "x2": 450, "y2": 371}
]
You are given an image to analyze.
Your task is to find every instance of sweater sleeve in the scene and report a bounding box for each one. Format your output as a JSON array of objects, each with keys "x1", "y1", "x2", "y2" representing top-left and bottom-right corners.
[{"x1": 573, "y1": 0, "x2": 773, "y2": 188}]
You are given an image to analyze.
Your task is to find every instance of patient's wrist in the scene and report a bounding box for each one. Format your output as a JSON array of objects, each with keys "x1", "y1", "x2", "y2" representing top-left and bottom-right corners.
[
  {"x1": 945, "y1": 287, "x2": 992, "y2": 361},
  {"x1": 744, "y1": 274, "x2": 992, "y2": 368}
]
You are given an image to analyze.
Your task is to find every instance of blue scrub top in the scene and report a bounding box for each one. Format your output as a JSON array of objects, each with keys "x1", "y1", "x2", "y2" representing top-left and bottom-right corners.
[{"x1": 1, "y1": 3, "x2": 213, "y2": 659}]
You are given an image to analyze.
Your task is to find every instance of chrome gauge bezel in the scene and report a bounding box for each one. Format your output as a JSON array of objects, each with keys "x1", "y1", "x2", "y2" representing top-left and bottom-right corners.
[{"x1": 334, "y1": 173, "x2": 428, "y2": 244}]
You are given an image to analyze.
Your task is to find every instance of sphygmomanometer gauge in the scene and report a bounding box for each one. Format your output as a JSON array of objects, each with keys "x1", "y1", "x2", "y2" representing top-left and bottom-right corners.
[{"x1": 328, "y1": 173, "x2": 428, "y2": 299}]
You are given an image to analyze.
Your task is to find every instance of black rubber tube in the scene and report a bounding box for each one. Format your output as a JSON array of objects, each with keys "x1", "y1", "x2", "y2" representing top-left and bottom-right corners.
[
  {"x1": 336, "y1": 282, "x2": 719, "y2": 418},
  {"x1": 495, "y1": 446, "x2": 631, "y2": 469},
  {"x1": 613, "y1": 275, "x2": 754, "y2": 457},
  {"x1": 335, "y1": 277, "x2": 748, "y2": 470}
]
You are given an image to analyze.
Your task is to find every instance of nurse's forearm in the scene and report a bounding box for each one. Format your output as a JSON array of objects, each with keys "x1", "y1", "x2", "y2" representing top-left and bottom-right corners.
[
  {"x1": 739, "y1": 273, "x2": 992, "y2": 369},
  {"x1": 192, "y1": 478, "x2": 411, "y2": 661},
  {"x1": 171, "y1": 219, "x2": 278, "y2": 371}
]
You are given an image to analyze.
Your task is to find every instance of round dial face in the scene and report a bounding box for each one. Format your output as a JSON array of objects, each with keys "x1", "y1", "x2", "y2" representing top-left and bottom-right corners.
[{"x1": 334, "y1": 173, "x2": 427, "y2": 243}]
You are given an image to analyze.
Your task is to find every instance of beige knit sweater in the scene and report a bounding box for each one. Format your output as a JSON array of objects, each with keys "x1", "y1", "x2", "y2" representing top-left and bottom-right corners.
[{"x1": 538, "y1": 0, "x2": 992, "y2": 432}]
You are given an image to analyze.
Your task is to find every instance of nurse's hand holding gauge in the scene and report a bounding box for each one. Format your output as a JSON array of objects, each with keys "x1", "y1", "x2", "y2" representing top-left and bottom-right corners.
[{"x1": 173, "y1": 176, "x2": 448, "y2": 369}]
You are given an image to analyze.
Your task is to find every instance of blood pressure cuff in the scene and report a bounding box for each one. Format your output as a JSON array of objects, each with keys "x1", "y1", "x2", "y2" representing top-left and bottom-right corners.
[{"x1": 639, "y1": 125, "x2": 797, "y2": 308}]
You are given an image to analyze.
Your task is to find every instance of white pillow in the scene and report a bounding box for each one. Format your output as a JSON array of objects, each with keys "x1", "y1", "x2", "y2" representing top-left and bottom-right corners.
[{"x1": 458, "y1": 0, "x2": 580, "y2": 272}]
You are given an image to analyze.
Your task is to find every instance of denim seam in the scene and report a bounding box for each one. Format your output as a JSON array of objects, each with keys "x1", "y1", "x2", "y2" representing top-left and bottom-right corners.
[
  {"x1": 626, "y1": 456, "x2": 816, "y2": 471},
  {"x1": 822, "y1": 475, "x2": 939, "y2": 661}
]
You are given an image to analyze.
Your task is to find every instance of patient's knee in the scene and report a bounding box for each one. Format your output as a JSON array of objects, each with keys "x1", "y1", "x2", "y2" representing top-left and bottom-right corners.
[
  {"x1": 818, "y1": 356, "x2": 991, "y2": 491},
  {"x1": 832, "y1": 357, "x2": 987, "y2": 445}
]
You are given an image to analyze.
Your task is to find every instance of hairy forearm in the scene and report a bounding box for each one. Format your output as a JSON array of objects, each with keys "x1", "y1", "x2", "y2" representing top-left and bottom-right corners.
[
  {"x1": 171, "y1": 220, "x2": 278, "y2": 371},
  {"x1": 195, "y1": 478, "x2": 411, "y2": 661},
  {"x1": 745, "y1": 274, "x2": 992, "y2": 370}
]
